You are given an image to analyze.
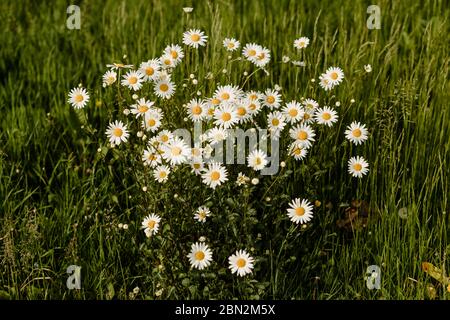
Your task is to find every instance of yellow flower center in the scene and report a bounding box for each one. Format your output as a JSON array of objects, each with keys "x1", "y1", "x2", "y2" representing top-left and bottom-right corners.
[
  {"x1": 304, "y1": 113, "x2": 310, "y2": 120},
  {"x1": 74, "y1": 94, "x2": 84, "y2": 103},
  {"x1": 195, "y1": 251, "x2": 205, "y2": 260},
  {"x1": 322, "y1": 112, "x2": 331, "y2": 120},
  {"x1": 147, "y1": 220, "x2": 156, "y2": 229},
  {"x1": 159, "y1": 171, "x2": 167, "y2": 178},
  {"x1": 147, "y1": 119, "x2": 156, "y2": 127},
  {"x1": 289, "y1": 109, "x2": 298, "y2": 117},
  {"x1": 271, "y1": 118, "x2": 280, "y2": 126},
  {"x1": 295, "y1": 207, "x2": 305, "y2": 216},
  {"x1": 255, "y1": 157, "x2": 262, "y2": 165},
  {"x1": 171, "y1": 147, "x2": 181, "y2": 156},
  {"x1": 237, "y1": 107, "x2": 246, "y2": 116},
  {"x1": 248, "y1": 49, "x2": 256, "y2": 56},
  {"x1": 352, "y1": 129, "x2": 362, "y2": 137},
  {"x1": 148, "y1": 154, "x2": 156, "y2": 161},
  {"x1": 208, "y1": 108, "x2": 215, "y2": 116},
  {"x1": 171, "y1": 50, "x2": 178, "y2": 59},
  {"x1": 191, "y1": 34, "x2": 200, "y2": 42},
  {"x1": 145, "y1": 67, "x2": 154, "y2": 76},
  {"x1": 128, "y1": 76, "x2": 138, "y2": 84},
  {"x1": 164, "y1": 59, "x2": 171, "y2": 66},
  {"x1": 199, "y1": 212, "x2": 206, "y2": 219},
  {"x1": 160, "y1": 83, "x2": 169, "y2": 92},
  {"x1": 113, "y1": 128, "x2": 123, "y2": 137},
  {"x1": 250, "y1": 94, "x2": 257, "y2": 100},
  {"x1": 138, "y1": 105, "x2": 149, "y2": 113},
  {"x1": 192, "y1": 105, "x2": 202, "y2": 115},
  {"x1": 221, "y1": 93, "x2": 230, "y2": 100},
  {"x1": 236, "y1": 258, "x2": 246, "y2": 268},
  {"x1": 330, "y1": 72, "x2": 338, "y2": 80},
  {"x1": 266, "y1": 96, "x2": 275, "y2": 104},
  {"x1": 211, "y1": 171, "x2": 220, "y2": 181},
  {"x1": 211, "y1": 98, "x2": 221, "y2": 105},
  {"x1": 297, "y1": 130, "x2": 308, "y2": 140},
  {"x1": 193, "y1": 163, "x2": 201, "y2": 169},
  {"x1": 227, "y1": 42, "x2": 235, "y2": 48},
  {"x1": 293, "y1": 147, "x2": 302, "y2": 155},
  {"x1": 249, "y1": 103, "x2": 256, "y2": 110},
  {"x1": 299, "y1": 41, "x2": 305, "y2": 47},
  {"x1": 161, "y1": 135, "x2": 169, "y2": 142},
  {"x1": 221, "y1": 112, "x2": 231, "y2": 122},
  {"x1": 353, "y1": 163, "x2": 362, "y2": 171}
]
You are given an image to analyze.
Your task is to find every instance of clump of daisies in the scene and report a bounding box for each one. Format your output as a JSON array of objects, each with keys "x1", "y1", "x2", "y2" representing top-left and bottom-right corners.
[{"x1": 67, "y1": 27, "x2": 371, "y2": 281}]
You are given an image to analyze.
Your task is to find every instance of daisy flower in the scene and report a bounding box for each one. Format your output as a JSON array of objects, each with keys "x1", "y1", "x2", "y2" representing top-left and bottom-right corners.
[
  {"x1": 289, "y1": 124, "x2": 316, "y2": 148},
  {"x1": 121, "y1": 70, "x2": 144, "y2": 91},
  {"x1": 163, "y1": 44, "x2": 184, "y2": 63},
  {"x1": 253, "y1": 46, "x2": 271, "y2": 68},
  {"x1": 319, "y1": 74, "x2": 334, "y2": 91},
  {"x1": 228, "y1": 249, "x2": 255, "y2": 277},
  {"x1": 236, "y1": 172, "x2": 250, "y2": 186},
  {"x1": 242, "y1": 43, "x2": 260, "y2": 61},
  {"x1": 262, "y1": 89, "x2": 282, "y2": 109},
  {"x1": 183, "y1": 29, "x2": 208, "y2": 48},
  {"x1": 302, "y1": 99, "x2": 319, "y2": 123},
  {"x1": 161, "y1": 137, "x2": 190, "y2": 166},
  {"x1": 345, "y1": 121, "x2": 369, "y2": 145},
  {"x1": 245, "y1": 98, "x2": 263, "y2": 116},
  {"x1": 315, "y1": 106, "x2": 338, "y2": 127},
  {"x1": 364, "y1": 64, "x2": 372, "y2": 73},
  {"x1": 207, "y1": 127, "x2": 229, "y2": 146},
  {"x1": 154, "y1": 79, "x2": 176, "y2": 99},
  {"x1": 214, "y1": 84, "x2": 241, "y2": 103},
  {"x1": 68, "y1": 87, "x2": 90, "y2": 109},
  {"x1": 247, "y1": 149, "x2": 268, "y2": 171},
  {"x1": 289, "y1": 142, "x2": 308, "y2": 160},
  {"x1": 194, "y1": 206, "x2": 211, "y2": 223},
  {"x1": 102, "y1": 70, "x2": 117, "y2": 87},
  {"x1": 106, "y1": 63, "x2": 133, "y2": 70},
  {"x1": 142, "y1": 110, "x2": 163, "y2": 132},
  {"x1": 138, "y1": 59, "x2": 161, "y2": 82},
  {"x1": 287, "y1": 198, "x2": 314, "y2": 224},
  {"x1": 106, "y1": 120, "x2": 129, "y2": 146},
  {"x1": 267, "y1": 111, "x2": 286, "y2": 139},
  {"x1": 157, "y1": 130, "x2": 174, "y2": 144},
  {"x1": 213, "y1": 103, "x2": 239, "y2": 129},
  {"x1": 159, "y1": 54, "x2": 177, "y2": 69},
  {"x1": 188, "y1": 242, "x2": 213, "y2": 270},
  {"x1": 325, "y1": 67, "x2": 345, "y2": 86},
  {"x1": 153, "y1": 165, "x2": 171, "y2": 183},
  {"x1": 190, "y1": 158, "x2": 205, "y2": 175},
  {"x1": 142, "y1": 214, "x2": 161, "y2": 237},
  {"x1": 223, "y1": 38, "x2": 240, "y2": 51},
  {"x1": 348, "y1": 156, "x2": 369, "y2": 178},
  {"x1": 185, "y1": 98, "x2": 206, "y2": 122},
  {"x1": 235, "y1": 99, "x2": 252, "y2": 123},
  {"x1": 130, "y1": 98, "x2": 154, "y2": 118},
  {"x1": 294, "y1": 37, "x2": 310, "y2": 49},
  {"x1": 201, "y1": 162, "x2": 228, "y2": 189},
  {"x1": 245, "y1": 90, "x2": 263, "y2": 102},
  {"x1": 142, "y1": 148, "x2": 162, "y2": 168},
  {"x1": 282, "y1": 101, "x2": 304, "y2": 124}
]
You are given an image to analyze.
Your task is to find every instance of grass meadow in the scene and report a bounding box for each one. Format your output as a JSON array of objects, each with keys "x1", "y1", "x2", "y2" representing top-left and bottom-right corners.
[{"x1": 0, "y1": 0, "x2": 449, "y2": 299}]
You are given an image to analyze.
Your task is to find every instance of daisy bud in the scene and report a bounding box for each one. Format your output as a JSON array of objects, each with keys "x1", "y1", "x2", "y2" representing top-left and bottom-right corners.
[
  {"x1": 137, "y1": 131, "x2": 143, "y2": 138},
  {"x1": 265, "y1": 197, "x2": 271, "y2": 202},
  {"x1": 189, "y1": 74, "x2": 195, "y2": 79},
  {"x1": 196, "y1": 91, "x2": 201, "y2": 96},
  {"x1": 15, "y1": 169, "x2": 20, "y2": 173},
  {"x1": 222, "y1": 69, "x2": 227, "y2": 74},
  {"x1": 282, "y1": 55, "x2": 290, "y2": 63},
  {"x1": 132, "y1": 94, "x2": 138, "y2": 100},
  {"x1": 123, "y1": 108, "x2": 130, "y2": 115},
  {"x1": 251, "y1": 178, "x2": 259, "y2": 185},
  {"x1": 199, "y1": 236, "x2": 206, "y2": 242},
  {"x1": 182, "y1": 83, "x2": 187, "y2": 87},
  {"x1": 142, "y1": 134, "x2": 147, "y2": 140},
  {"x1": 133, "y1": 287, "x2": 140, "y2": 294},
  {"x1": 123, "y1": 54, "x2": 127, "y2": 59},
  {"x1": 97, "y1": 148, "x2": 102, "y2": 153},
  {"x1": 228, "y1": 55, "x2": 232, "y2": 59},
  {"x1": 123, "y1": 224, "x2": 128, "y2": 230},
  {"x1": 174, "y1": 194, "x2": 179, "y2": 199},
  {"x1": 311, "y1": 78, "x2": 315, "y2": 83},
  {"x1": 335, "y1": 101, "x2": 341, "y2": 107},
  {"x1": 192, "y1": 79, "x2": 198, "y2": 85},
  {"x1": 350, "y1": 99, "x2": 355, "y2": 103},
  {"x1": 142, "y1": 186, "x2": 147, "y2": 192},
  {"x1": 280, "y1": 161, "x2": 286, "y2": 168},
  {"x1": 243, "y1": 71, "x2": 248, "y2": 76},
  {"x1": 183, "y1": 7, "x2": 193, "y2": 13},
  {"x1": 118, "y1": 223, "x2": 123, "y2": 229}
]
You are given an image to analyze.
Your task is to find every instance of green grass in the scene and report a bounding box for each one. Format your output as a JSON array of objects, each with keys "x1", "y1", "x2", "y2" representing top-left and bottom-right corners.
[{"x1": 0, "y1": 0, "x2": 449, "y2": 299}]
